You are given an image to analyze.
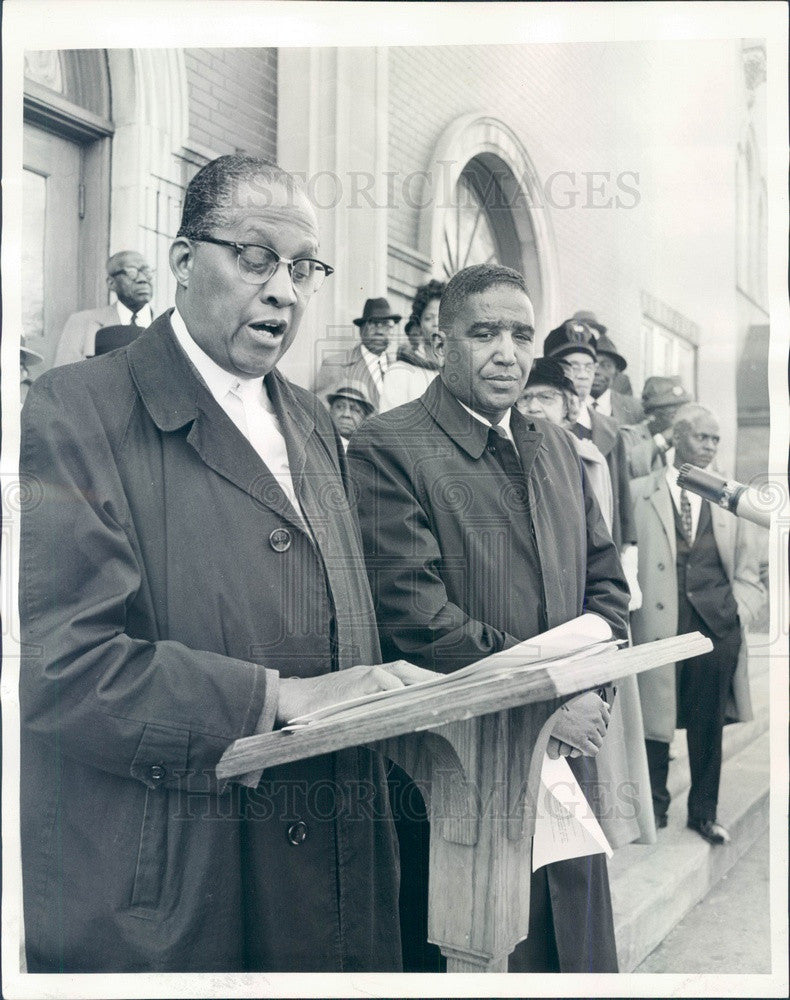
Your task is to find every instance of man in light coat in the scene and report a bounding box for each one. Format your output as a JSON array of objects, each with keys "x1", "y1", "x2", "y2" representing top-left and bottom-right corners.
[
  {"x1": 630, "y1": 404, "x2": 766, "y2": 845},
  {"x1": 313, "y1": 296, "x2": 401, "y2": 411},
  {"x1": 53, "y1": 250, "x2": 155, "y2": 366},
  {"x1": 20, "y1": 154, "x2": 431, "y2": 973}
]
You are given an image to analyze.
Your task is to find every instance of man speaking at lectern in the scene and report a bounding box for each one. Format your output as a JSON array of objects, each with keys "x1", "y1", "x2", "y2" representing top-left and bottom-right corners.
[{"x1": 348, "y1": 263, "x2": 631, "y2": 973}]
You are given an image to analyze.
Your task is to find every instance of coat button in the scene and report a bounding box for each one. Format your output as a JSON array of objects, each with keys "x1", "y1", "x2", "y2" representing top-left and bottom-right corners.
[
  {"x1": 287, "y1": 821, "x2": 308, "y2": 846},
  {"x1": 656, "y1": 602, "x2": 664, "y2": 611},
  {"x1": 269, "y1": 528, "x2": 292, "y2": 553},
  {"x1": 149, "y1": 764, "x2": 166, "y2": 783},
  {"x1": 657, "y1": 562, "x2": 665, "y2": 570}
]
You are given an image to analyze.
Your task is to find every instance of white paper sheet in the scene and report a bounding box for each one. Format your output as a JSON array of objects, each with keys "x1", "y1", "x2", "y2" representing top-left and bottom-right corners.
[{"x1": 532, "y1": 755, "x2": 613, "y2": 872}]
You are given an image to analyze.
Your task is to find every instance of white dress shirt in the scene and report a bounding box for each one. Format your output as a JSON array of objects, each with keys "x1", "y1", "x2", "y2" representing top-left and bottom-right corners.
[
  {"x1": 116, "y1": 301, "x2": 153, "y2": 326},
  {"x1": 458, "y1": 398, "x2": 516, "y2": 444},
  {"x1": 666, "y1": 462, "x2": 702, "y2": 543},
  {"x1": 577, "y1": 398, "x2": 593, "y2": 429},
  {"x1": 360, "y1": 343, "x2": 388, "y2": 389},
  {"x1": 169, "y1": 307, "x2": 305, "y2": 523},
  {"x1": 590, "y1": 388, "x2": 612, "y2": 416}
]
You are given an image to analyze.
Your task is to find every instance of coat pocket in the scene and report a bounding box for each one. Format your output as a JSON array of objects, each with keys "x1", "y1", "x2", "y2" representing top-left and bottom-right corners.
[{"x1": 130, "y1": 787, "x2": 169, "y2": 910}]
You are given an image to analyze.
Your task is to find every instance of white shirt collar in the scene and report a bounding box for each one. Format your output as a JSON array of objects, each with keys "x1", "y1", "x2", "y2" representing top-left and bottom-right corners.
[
  {"x1": 361, "y1": 342, "x2": 387, "y2": 371},
  {"x1": 577, "y1": 397, "x2": 592, "y2": 428},
  {"x1": 592, "y1": 387, "x2": 612, "y2": 416},
  {"x1": 665, "y1": 460, "x2": 702, "y2": 539},
  {"x1": 116, "y1": 301, "x2": 153, "y2": 326},
  {"x1": 457, "y1": 399, "x2": 515, "y2": 443},
  {"x1": 169, "y1": 305, "x2": 263, "y2": 402}
]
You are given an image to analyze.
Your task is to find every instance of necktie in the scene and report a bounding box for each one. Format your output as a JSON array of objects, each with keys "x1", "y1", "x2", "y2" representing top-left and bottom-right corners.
[
  {"x1": 591, "y1": 399, "x2": 598, "y2": 410},
  {"x1": 680, "y1": 487, "x2": 693, "y2": 544},
  {"x1": 130, "y1": 311, "x2": 141, "y2": 328},
  {"x1": 487, "y1": 425, "x2": 528, "y2": 503},
  {"x1": 374, "y1": 357, "x2": 386, "y2": 389}
]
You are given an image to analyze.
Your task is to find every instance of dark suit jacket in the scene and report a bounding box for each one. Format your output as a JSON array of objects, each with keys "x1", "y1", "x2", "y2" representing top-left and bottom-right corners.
[
  {"x1": 589, "y1": 408, "x2": 637, "y2": 550},
  {"x1": 314, "y1": 341, "x2": 382, "y2": 409},
  {"x1": 610, "y1": 389, "x2": 644, "y2": 426},
  {"x1": 19, "y1": 312, "x2": 399, "y2": 973}
]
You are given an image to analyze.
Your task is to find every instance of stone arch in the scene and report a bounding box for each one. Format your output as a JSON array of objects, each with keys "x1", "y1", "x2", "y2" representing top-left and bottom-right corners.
[{"x1": 419, "y1": 114, "x2": 560, "y2": 333}]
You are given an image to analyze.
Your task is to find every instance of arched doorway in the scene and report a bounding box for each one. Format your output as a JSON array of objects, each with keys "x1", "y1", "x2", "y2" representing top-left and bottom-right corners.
[{"x1": 421, "y1": 114, "x2": 559, "y2": 334}]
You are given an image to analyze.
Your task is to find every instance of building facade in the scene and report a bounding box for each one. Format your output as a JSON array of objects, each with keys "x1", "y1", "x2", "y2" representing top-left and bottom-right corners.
[{"x1": 21, "y1": 39, "x2": 768, "y2": 474}]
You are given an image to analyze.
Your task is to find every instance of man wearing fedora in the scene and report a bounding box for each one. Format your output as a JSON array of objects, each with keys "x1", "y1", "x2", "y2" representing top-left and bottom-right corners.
[
  {"x1": 620, "y1": 376, "x2": 693, "y2": 478},
  {"x1": 572, "y1": 309, "x2": 634, "y2": 396},
  {"x1": 325, "y1": 380, "x2": 375, "y2": 450},
  {"x1": 589, "y1": 333, "x2": 644, "y2": 426},
  {"x1": 314, "y1": 297, "x2": 401, "y2": 412}
]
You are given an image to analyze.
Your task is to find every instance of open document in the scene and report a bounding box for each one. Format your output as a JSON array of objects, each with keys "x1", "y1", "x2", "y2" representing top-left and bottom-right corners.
[
  {"x1": 284, "y1": 613, "x2": 617, "y2": 730},
  {"x1": 532, "y1": 755, "x2": 613, "y2": 872}
]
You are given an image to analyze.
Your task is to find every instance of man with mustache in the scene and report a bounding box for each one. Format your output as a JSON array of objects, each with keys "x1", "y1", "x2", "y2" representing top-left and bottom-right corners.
[{"x1": 348, "y1": 263, "x2": 630, "y2": 972}]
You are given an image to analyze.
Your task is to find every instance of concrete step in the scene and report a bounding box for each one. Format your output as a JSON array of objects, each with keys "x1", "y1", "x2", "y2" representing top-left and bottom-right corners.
[{"x1": 610, "y1": 728, "x2": 770, "y2": 972}]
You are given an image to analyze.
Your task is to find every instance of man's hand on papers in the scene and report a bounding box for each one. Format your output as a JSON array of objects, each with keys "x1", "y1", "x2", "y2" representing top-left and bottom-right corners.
[
  {"x1": 275, "y1": 660, "x2": 437, "y2": 727},
  {"x1": 549, "y1": 691, "x2": 611, "y2": 757}
]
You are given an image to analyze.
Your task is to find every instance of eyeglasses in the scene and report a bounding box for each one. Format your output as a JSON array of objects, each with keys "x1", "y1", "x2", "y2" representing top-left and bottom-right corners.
[
  {"x1": 561, "y1": 359, "x2": 596, "y2": 375},
  {"x1": 110, "y1": 265, "x2": 154, "y2": 281},
  {"x1": 521, "y1": 389, "x2": 563, "y2": 405},
  {"x1": 191, "y1": 235, "x2": 333, "y2": 295},
  {"x1": 366, "y1": 319, "x2": 395, "y2": 330}
]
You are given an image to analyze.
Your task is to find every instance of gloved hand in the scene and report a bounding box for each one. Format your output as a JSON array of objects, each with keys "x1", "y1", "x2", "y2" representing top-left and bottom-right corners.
[
  {"x1": 620, "y1": 543, "x2": 642, "y2": 611},
  {"x1": 549, "y1": 691, "x2": 611, "y2": 757}
]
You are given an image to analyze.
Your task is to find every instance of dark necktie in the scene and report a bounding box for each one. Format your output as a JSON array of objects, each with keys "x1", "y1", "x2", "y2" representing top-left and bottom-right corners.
[
  {"x1": 130, "y1": 311, "x2": 141, "y2": 328},
  {"x1": 486, "y1": 425, "x2": 529, "y2": 506},
  {"x1": 680, "y1": 487, "x2": 693, "y2": 544},
  {"x1": 591, "y1": 399, "x2": 599, "y2": 410}
]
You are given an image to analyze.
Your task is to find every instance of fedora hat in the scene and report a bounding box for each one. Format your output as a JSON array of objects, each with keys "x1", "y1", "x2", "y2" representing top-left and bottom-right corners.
[
  {"x1": 543, "y1": 319, "x2": 597, "y2": 361},
  {"x1": 594, "y1": 333, "x2": 627, "y2": 372},
  {"x1": 571, "y1": 310, "x2": 607, "y2": 336},
  {"x1": 326, "y1": 380, "x2": 375, "y2": 416},
  {"x1": 353, "y1": 297, "x2": 402, "y2": 327},
  {"x1": 641, "y1": 375, "x2": 691, "y2": 411}
]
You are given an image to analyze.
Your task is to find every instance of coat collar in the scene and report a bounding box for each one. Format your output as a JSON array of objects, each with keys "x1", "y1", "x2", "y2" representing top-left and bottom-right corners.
[
  {"x1": 419, "y1": 374, "x2": 544, "y2": 468},
  {"x1": 590, "y1": 407, "x2": 618, "y2": 457},
  {"x1": 643, "y1": 467, "x2": 676, "y2": 556},
  {"x1": 128, "y1": 310, "x2": 316, "y2": 536}
]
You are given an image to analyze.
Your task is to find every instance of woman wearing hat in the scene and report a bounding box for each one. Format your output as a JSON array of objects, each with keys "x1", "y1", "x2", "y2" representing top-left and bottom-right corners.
[
  {"x1": 378, "y1": 280, "x2": 445, "y2": 414},
  {"x1": 518, "y1": 358, "x2": 657, "y2": 853}
]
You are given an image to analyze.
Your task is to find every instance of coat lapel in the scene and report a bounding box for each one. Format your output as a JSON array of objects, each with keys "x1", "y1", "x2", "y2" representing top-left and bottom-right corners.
[
  {"x1": 646, "y1": 471, "x2": 676, "y2": 559},
  {"x1": 710, "y1": 502, "x2": 735, "y2": 583},
  {"x1": 128, "y1": 312, "x2": 310, "y2": 537},
  {"x1": 590, "y1": 408, "x2": 618, "y2": 457}
]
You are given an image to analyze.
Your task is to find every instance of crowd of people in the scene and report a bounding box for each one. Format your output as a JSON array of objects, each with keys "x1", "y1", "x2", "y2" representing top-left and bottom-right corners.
[{"x1": 18, "y1": 154, "x2": 766, "y2": 974}]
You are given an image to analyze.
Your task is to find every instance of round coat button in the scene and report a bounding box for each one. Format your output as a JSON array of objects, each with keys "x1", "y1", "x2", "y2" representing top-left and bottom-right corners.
[
  {"x1": 269, "y1": 528, "x2": 292, "y2": 553},
  {"x1": 149, "y1": 764, "x2": 166, "y2": 782},
  {"x1": 287, "y1": 821, "x2": 308, "y2": 846},
  {"x1": 657, "y1": 562, "x2": 665, "y2": 570},
  {"x1": 656, "y1": 602, "x2": 665, "y2": 611}
]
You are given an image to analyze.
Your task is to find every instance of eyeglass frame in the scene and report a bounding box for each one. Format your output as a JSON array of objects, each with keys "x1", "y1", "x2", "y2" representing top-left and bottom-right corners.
[
  {"x1": 560, "y1": 358, "x2": 597, "y2": 374},
  {"x1": 521, "y1": 388, "x2": 565, "y2": 404},
  {"x1": 109, "y1": 265, "x2": 155, "y2": 281},
  {"x1": 187, "y1": 234, "x2": 334, "y2": 293}
]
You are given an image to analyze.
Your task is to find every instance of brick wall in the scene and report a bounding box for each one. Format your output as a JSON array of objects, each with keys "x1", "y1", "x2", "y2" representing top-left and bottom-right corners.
[{"x1": 185, "y1": 48, "x2": 277, "y2": 159}]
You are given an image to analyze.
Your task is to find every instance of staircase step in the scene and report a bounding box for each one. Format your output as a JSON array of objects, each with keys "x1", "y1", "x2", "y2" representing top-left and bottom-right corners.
[{"x1": 610, "y1": 728, "x2": 769, "y2": 972}]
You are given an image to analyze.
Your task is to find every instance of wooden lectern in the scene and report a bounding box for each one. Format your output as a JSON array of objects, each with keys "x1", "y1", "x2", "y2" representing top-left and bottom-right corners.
[{"x1": 218, "y1": 632, "x2": 711, "y2": 972}]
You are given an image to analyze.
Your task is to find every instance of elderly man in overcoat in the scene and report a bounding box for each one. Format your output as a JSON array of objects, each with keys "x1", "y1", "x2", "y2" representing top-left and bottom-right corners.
[
  {"x1": 630, "y1": 404, "x2": 766, "y2": 844},
  {"x1": 348, "y1": 264, "x2": 631, "y2": 973},
  {"x1": 19, "y1": 155, "x2": 431, "y2": 973}
]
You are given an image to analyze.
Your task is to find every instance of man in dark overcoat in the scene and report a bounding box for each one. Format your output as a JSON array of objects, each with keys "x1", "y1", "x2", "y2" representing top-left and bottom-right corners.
[
  {"x1": 18, "y1": 155, "x2": 431, "y2": 973},
  {"x1": 347, "y1": 264, "x2": 631, "y2": 972}
]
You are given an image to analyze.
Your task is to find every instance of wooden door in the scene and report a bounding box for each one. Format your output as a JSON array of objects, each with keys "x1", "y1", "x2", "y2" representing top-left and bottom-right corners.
[{"x1": 22, "y1": 123, "x2": 83, "y2": 372}]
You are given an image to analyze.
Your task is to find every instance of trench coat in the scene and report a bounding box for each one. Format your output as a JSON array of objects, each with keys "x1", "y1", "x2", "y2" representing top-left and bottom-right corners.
[
  {"x1": 589, "y1": 408, "x2": 637, "y2": 551},
  {"x1": 630, "y1": 469, "x2": 766, "y2": 743},
  {"x1": 347, "y1": 376, "x2": 631, "y2": 971},
  {"x1": 19, "y1": 313, "x2": 401, "y2": 973},
  {"x1": 314, "y1": 341, "x2": 383, "y2": 410}
]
